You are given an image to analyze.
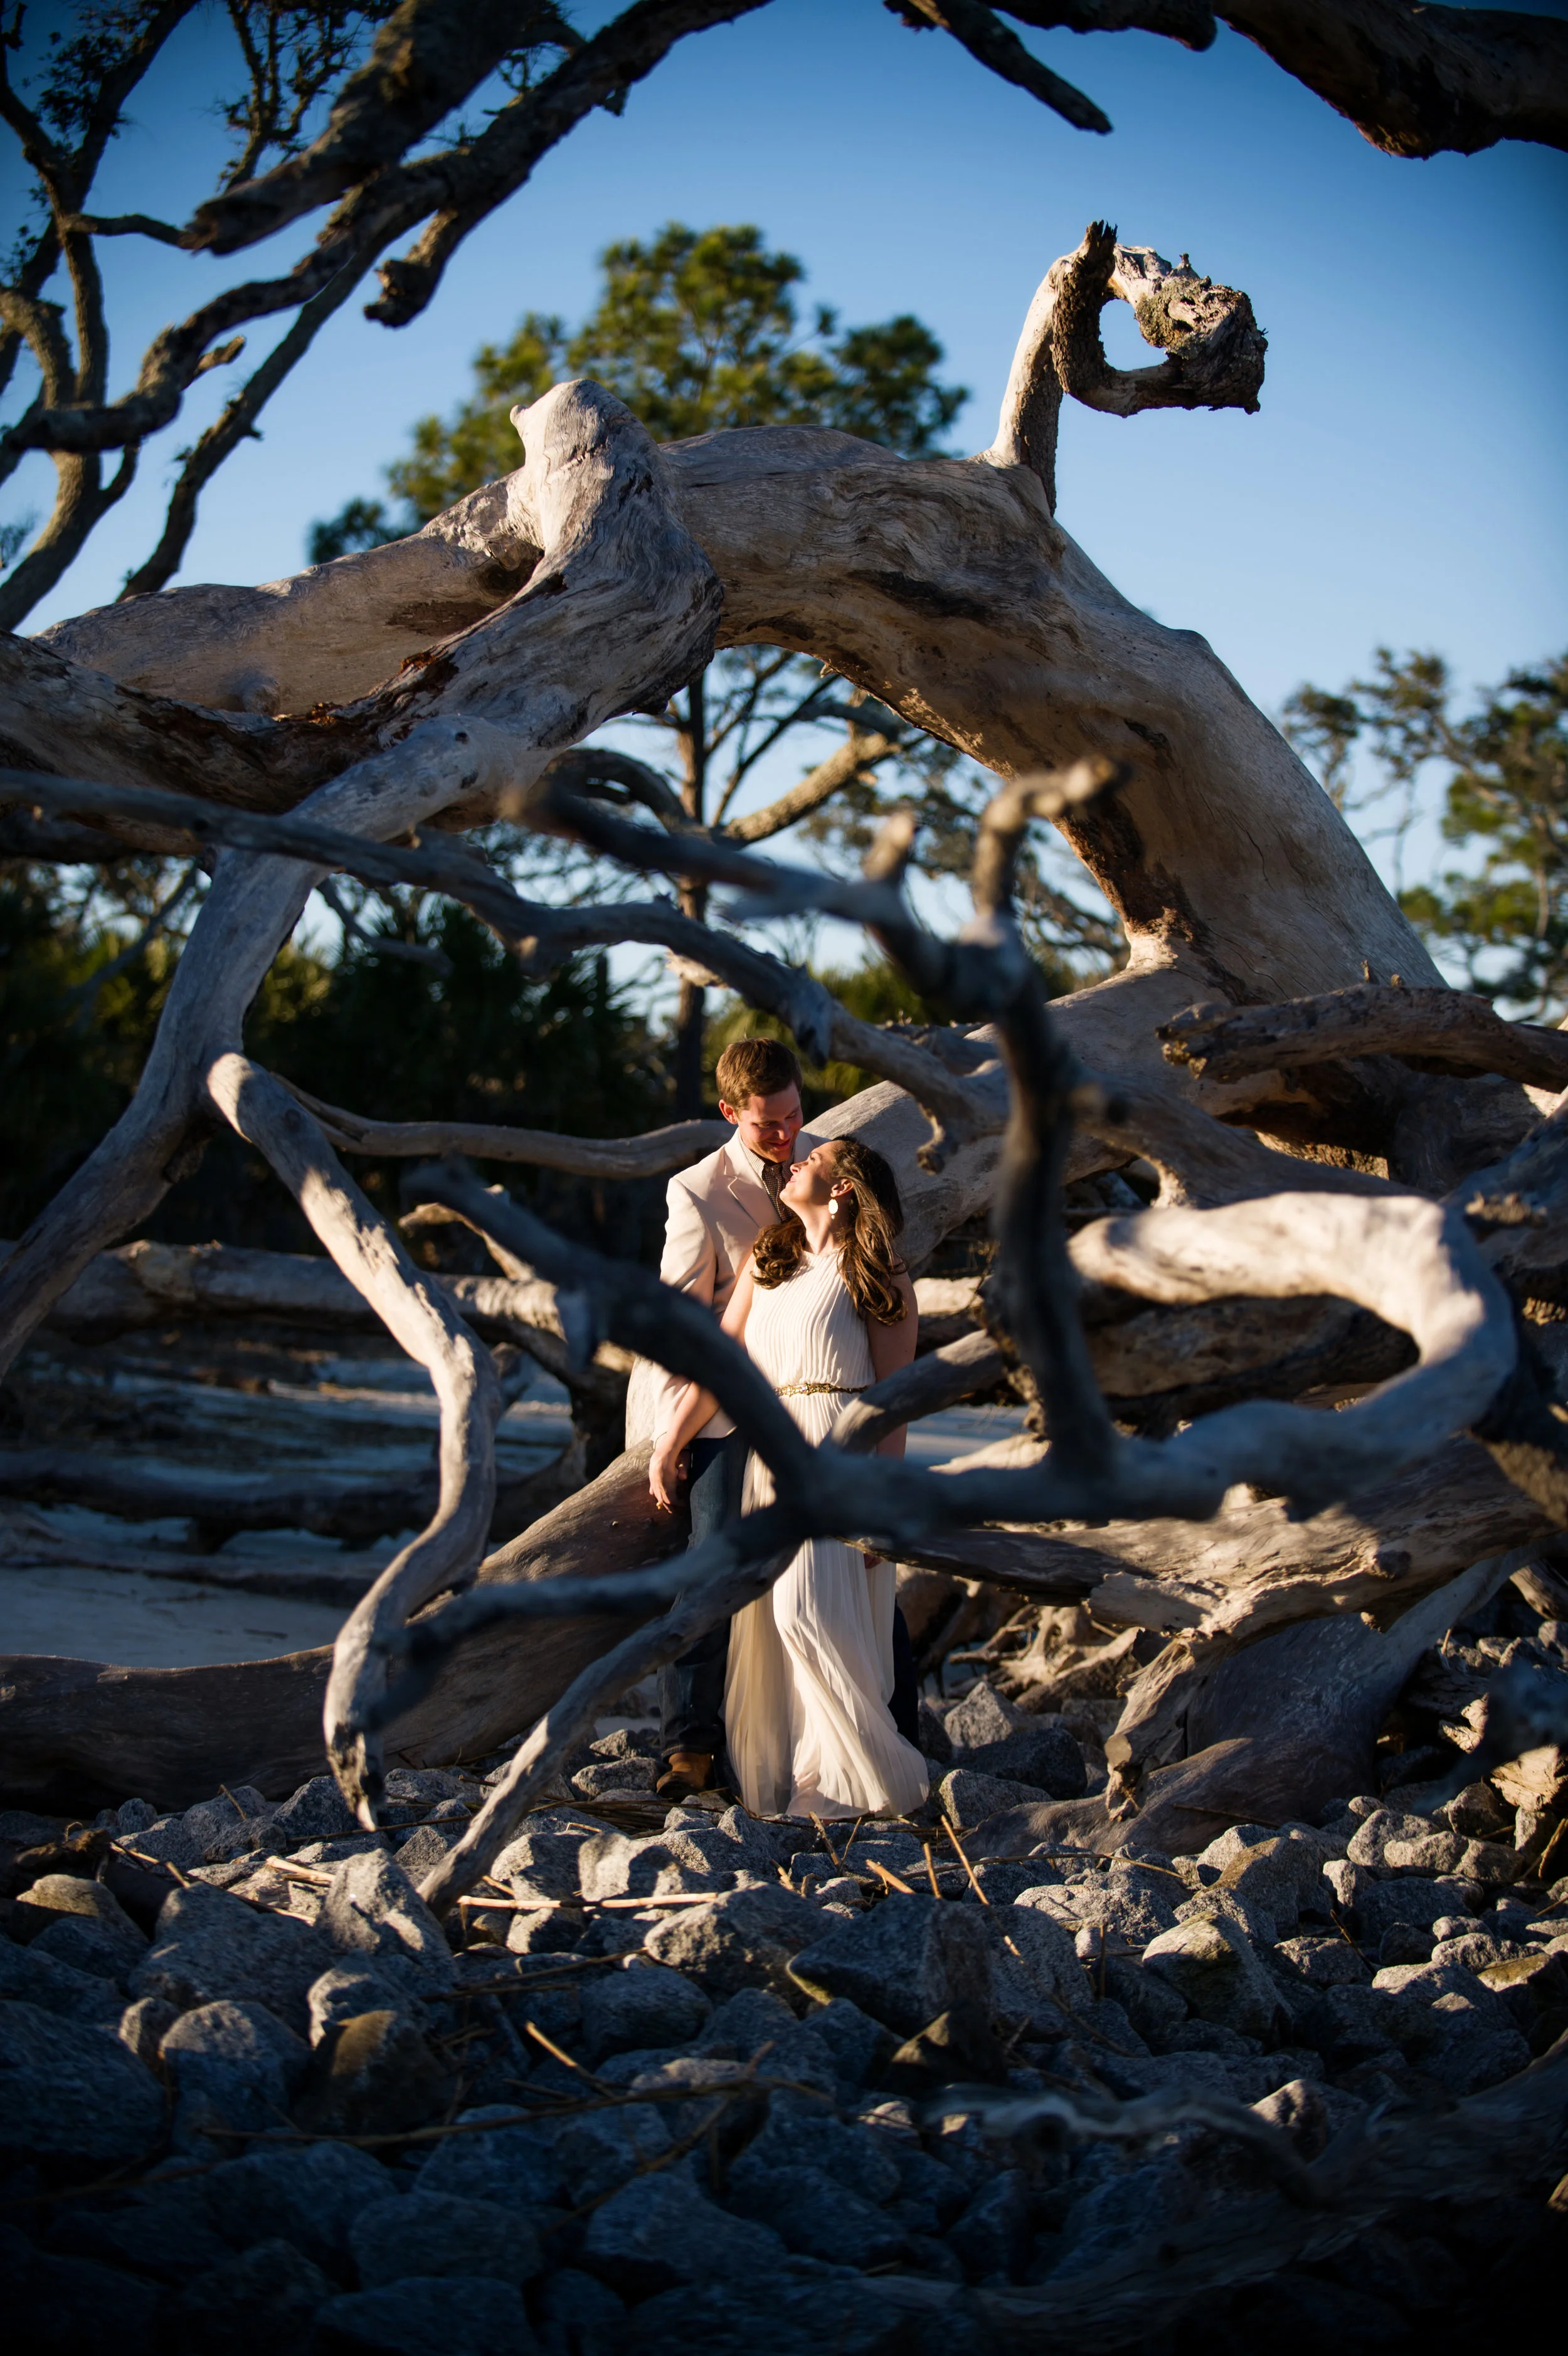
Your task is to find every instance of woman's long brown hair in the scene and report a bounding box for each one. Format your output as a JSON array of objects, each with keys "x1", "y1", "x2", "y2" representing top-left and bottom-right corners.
[{"x1": 751, "y1": 1138, "x2": 908, "y2": 1324}]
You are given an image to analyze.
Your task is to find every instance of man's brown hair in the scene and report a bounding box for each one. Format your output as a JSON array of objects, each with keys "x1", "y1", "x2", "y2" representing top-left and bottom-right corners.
[{"x1": 714, "y1": 1036, "x2": 802, "y2": 1109}]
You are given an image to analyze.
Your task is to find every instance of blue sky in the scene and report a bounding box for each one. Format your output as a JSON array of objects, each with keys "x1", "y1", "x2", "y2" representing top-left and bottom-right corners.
[{"x1": 4, "y1": 1, "x2": 1566, "y2": 917}]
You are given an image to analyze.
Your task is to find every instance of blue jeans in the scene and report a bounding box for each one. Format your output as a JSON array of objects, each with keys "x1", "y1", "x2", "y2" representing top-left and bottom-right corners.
[
  {"x1": 658, "y1": 1431, "x2": 921, "y2": 1767},
  {"x1": 659, "y1": 1432, "x2": 746, "y2": 1763}
]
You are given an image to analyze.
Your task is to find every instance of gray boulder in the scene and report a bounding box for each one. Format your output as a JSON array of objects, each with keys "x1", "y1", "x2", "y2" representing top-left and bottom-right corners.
[
  {"x1": 132, "y1": 1880, "x2": 330, "y2": 2037},
  {"x1": 1271, "y1": 1934, "x2": 1371, "y2": 1988},
  {"x1": 556, "y1": 2101, "x2": 672, "y2": 2203},
  {"x1": 0, "y1": 2003, "x2": 163, "y2": 2166},
  {"x1": 960, "y1": 1724, "x2": 1086, "y2": 1800},
  {"x1": 295, "y1": 2007, "x2": 453, "y2": 2136},
  {"x1": 350, "y1": 2192, "x2": 542, "y2": 2288},
  {"x1": 1141, "y1": 1918, "x2": 1283, "y2": 2044},
  {"x1": 695, "y1": 1984, "x2": 798, "y2": 2058},
  {"x1": 728, "y1": 2089, "x2": 902, "y2": 2205},
  {"x1": 161, "y1": 1998, "x2": 309, "y2": 2146},
  {"x1": 787, "y1": 1894, "x2": 993, "y2": 2038},
  {"x1": 390, "y1": 1822, "x2": 464, "y2": 1884},
  {"x1": 989, "y1": 1901, "x2": 1089, "y2": 2032},
  {"x1": 534, "y1": 2268, "x2": 625, "y2": 2355},
  {"x1": 728, "y1": 2160, "x2": 907, "y2": 2266},
  {"x1": 319, "y1": 1849, "x2": 453, "y2": 1993},
  {"x1": 938, "y1": 1767, "x2": 1052, "y2": 1827},
  {"x1": 0, "y1": 1933, "x2": 123, "y2": 2023},
  {"x1": 270, "y1": 1776, "x2": 359, "y2": 1846},
  {"x1": 168, "y1": 2241, "x2": 335, "y2": 2355},
  {"x1": 204, "y1": 2141, "x2": 395, "y2": 2269},
  {"x1": 306, "y1": 1960, "x2": 421, "y2": 2044},
  {"x1": 119, "y1": 1993, "x2": 180, "y2": 2066},
  {"x1": 947, "y1": 2166, "x2": 1029, "y2": 2282},
  {"x1": 183, "y1": 1788, "x2": 272, "y2": 1864},
  {"x1": 644, "y1": 1882, "x2": 825, "y2": 2002},
  {"x1": 581, "y1": 2173, "x2": 788, "y2": 2298},
  {"x1": 28, "y1": 1915, "x2": 144, "y2": 1983},
  {"x1": 416, "y1": 2105, "x2": 566, "y2": 2208},
  {"x1": 492, "y1": 1820, "x2": 593, "y2": 1903},
  {"x1": 11, "y1": 2249, "x2": 162, "y2": 2356},
  {"x1": 579, "y1": 1961, "x2": 709, "y2": 2062},
  {"x1": 314, "y1": 2276, "x2": 530, "y2": 2356},
  {"x1": 798, "y1": 1995, "x2": 899, "y2": 2094},
  {"x1": 943, "y1": 1680, "x2": 1022, "y2": 1752}
]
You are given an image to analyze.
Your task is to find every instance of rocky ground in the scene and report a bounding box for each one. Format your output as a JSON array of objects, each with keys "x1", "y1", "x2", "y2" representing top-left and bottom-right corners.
[{"x1": 3, "y1": 1630, "x2": 1566, "y2": 2355}]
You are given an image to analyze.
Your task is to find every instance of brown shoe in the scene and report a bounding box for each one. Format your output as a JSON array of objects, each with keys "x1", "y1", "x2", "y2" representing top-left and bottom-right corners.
[{"x1": 656, "y1": 1750, "x2": 715, "y2": 1798}]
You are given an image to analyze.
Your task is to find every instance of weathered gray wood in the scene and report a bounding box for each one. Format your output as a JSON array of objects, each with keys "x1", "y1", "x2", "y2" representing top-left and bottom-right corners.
[{"x1": 0, "y1": 1443, "x2": 676, "y2": 1813}]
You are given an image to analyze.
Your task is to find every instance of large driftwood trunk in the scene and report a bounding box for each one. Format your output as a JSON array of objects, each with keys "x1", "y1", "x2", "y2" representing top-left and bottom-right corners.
[
  {"x1": 0, "y1": 230, "x2": 1559, "y2": 1840},
  {"x1": 0, "y1": 1446, "x2": 673, "y2": 1813}
]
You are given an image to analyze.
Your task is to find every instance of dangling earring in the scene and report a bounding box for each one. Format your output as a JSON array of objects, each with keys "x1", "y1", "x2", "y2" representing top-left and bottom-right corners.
[{"x1": 828, "y1": 1195, "x2": 841, "y2": 1218}]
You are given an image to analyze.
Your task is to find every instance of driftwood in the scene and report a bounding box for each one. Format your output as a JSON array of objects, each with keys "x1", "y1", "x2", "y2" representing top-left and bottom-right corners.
[{"x1": 3, "y1": 231, "x2": 1567, "y2": 1869}]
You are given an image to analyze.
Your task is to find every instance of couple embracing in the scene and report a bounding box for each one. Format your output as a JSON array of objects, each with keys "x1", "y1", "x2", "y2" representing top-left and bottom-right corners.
[{"x1": 647, "y1": 1037, "x2": 929, "y2": 1824}]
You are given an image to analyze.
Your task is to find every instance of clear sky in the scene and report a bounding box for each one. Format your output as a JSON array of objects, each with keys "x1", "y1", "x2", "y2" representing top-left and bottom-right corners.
[{"x1": 4, "y1": 1, "x2": 1566, "y2": 894}]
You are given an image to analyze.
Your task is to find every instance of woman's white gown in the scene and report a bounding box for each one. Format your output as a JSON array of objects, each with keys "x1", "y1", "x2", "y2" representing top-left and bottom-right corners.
[{"x1": 723, "y1": 1246, "x2": 930, "y2": 1821}]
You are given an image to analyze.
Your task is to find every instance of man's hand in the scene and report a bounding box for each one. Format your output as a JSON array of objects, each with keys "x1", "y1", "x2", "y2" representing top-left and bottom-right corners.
[{"x1": 649, "y1": 1439, "x2": 687, "y2": 1514}]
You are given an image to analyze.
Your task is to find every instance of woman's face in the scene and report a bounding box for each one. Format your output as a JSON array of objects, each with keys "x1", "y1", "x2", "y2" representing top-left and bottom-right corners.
[{"x1": 781, "y1": 1140, "x2": 843, "y2": 1210}]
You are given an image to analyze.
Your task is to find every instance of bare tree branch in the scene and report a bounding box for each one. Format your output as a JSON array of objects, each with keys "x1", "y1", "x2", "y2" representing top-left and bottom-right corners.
[{"x1": 1162, "y1": 977, "x2": 1568, "y2": 1095}]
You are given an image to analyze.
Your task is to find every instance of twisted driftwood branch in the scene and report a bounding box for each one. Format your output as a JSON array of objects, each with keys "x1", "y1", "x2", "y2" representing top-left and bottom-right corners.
[{"x1": 1162, "y1": 978, "x2": 1568, "y2": 1095}]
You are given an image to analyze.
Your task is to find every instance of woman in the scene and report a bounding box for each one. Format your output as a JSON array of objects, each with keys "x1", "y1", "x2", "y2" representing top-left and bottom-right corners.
[{"x1": 649, "y1": 1137, "x2": 928, "y2": 1820}]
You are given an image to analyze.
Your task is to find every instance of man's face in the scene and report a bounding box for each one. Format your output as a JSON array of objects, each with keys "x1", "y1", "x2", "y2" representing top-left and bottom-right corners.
[{"x1": 721, "y1": 1085, "x2": 803, "y2": 1164}]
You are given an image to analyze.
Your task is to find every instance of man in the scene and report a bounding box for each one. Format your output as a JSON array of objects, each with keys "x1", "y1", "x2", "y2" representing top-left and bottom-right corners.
[{"x1": 650, "y1": 1036, "x2": 919, "y2": 1797}]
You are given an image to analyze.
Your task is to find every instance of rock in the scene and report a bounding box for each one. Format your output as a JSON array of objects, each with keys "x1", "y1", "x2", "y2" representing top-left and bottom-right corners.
[
  {"x1": 1352, "y1": 1877, "x2": 1475, "y2": 1948},
  {"x1": 161, "y1": 1998, "x2": 309, "y2": 2146},
  {"x1": 798, "y1": 1995, "x2": 899, "y2": 2094},
  {"x1": 1377, "y1": 1921, "x2": 1437, "y2": 1967},
  {"x1": 696, "y1": 1984, "x2": 798, "y2": 2057},
  {"x1": 713, "y1": 1805, "x2": 785, "y2": 1876},
  {"x1": 168, "y1": 2241, "x2": 335, "y2": 2355},
  {"x1": 534, "y1": 2267, "x2": 625, "y2": 2356},
  {"x1": 270, "y1": 1776, "x2": 359, "y2": 1846},
  {"x1": 1141, "y1": 1918, "x2": 1283, "y2": 2044},
  {"x1": 556, "y1": 2101, "x2": 672, "y2": 2203},
  {"x1": 17, "y1": 1871, "x2": 145, "y2": 1942},
  {"x1": 416, "y1": 2106, "x2": 566, "y2": 2209},
  {"x1": 0, "y1": 2003, "x2": 164, "y2": 2165},
  {"x1": 732, "y1": 2088, "x2": 903, "y2": 2204},
  {"x1": 729, "y1": 2160, "x2": 907, "y2": 2266},
  {"x1": 643, "y1": 1882, "x2": 825, "y2": 2002},
  {"x1": 1174, "y1": 1887, "x2": 1279, "y2": 1950},
  {"x1": 960, "y1": 1724, "x2": 1087, "y2": 1801},
  {"x1": 943, "y1": 1680, "x2": 1022, "y2": 1752},
  {"x1": 320, "y1": 1849, "x2": 454, "y2": 1992},
  {"x1": 307, "y1": 1960, "x2": 420, "y2": 2043},
  {"x1": 1210, "y1": 1832, "x2": 1330, "y2": 1936},
  {"x1": 351, "y1": 2192, "x2": 542, "y2": 2288},
  {"x1": 1455, "y1": 1838, "x2": 1522, "y2": 1886},
  {"x1": 1051, "y1": 2153, "x2": 1200, "y2": 2281},
  {"x1": 184, "y1": 1788, "x2": 272, "y2": 1864},
  {"x1": 132, "y1": 1881, "x2": 331, "y2": 2037},
  {"x1": 938, "y1": 1766, "x2": 1052, "y2": 1827},
  {"x1": 391, "y1": 1822, "x2": 464, "y2": 1884},
  {"x1": 917, "y1": 1699, "x2": 954, "y2": 1763},
  {"x1": 787, "y1": 1894, "x2": 993, "y2": 2038},
  {"x1": 1250, "y1": 2075, "x2": 1330, "y2": 2157},
  {"x1": 314, "y1": 2276, "x2": 532, "y2": 2356},
  {"x1": 133, "y1": 1815, "x2": 203, "y2": 1872},
  {"x1": 384, "y1": 1768, "x2": 474, "y2": 1805},
  {"x1": 492, "y1": 1822, "x2": 593, "y2": 1903},
  {"x1": 573, "y1": 1759, "x2": 657, "y2": 1798},
  {"x1": 1102, "y1": 1955, "x2": 1189, "y2": 2049},
  {"x1": 581, "y1": 2173, "x2": 788, "y2": 2298},
  {"x1": 295, "y1": 2008, "x2": 454, "y2": 2135},
  {"x1": 116, "y1": 1798, "x2": 157, "y2": 1836},
  {"x1": 28, "y1": 1916, "x2": 144, "y2": 1983},
  {"x1": 0, "y1": 1932, "x2": 123, "y2": 2022},
  {"x1": 881, "y1": 2005, "x2": 1009, "y2": 2093},
  {"x1": 989, "y1": 1901, "x2": 1091, "y2": 2030},
  {"x1": 1024, "y1": 1866, "x2": 1178, "y2": 1952},
  {"x1": 204, "y1": 2141, "x2": 395, "y2": 2269},
  {"x1": 1262, "y1": 1931, "x2": 1365, "y2": 1988},
  {"x1": 119, "y1": 1993, "x2": 179, "y2": 2066},
  {"x1": 11, "y1": 2249, "x2": 163, "y2": 2356},
  {"x1": 507, "y1": 1908, "x2": 583, "y2": 1955},
  {"x1": 1438, "y1": 1780, "x2": 1515, "y2": 1839},
  {"x1": 578, "y1": 1961, "x2": 709, "y2": 2061},
  {"x1": 946, "y1": 2166, "x2": 1029, "y2": 2281}
]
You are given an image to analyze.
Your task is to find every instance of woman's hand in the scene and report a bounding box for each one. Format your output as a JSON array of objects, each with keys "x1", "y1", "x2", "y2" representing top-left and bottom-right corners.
[{"x1": 649, "y1": 1439, "x2": 686, "y2": 1514}]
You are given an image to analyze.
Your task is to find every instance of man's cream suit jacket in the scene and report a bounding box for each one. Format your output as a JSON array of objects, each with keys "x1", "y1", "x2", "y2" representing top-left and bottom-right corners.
[{"x1": 646, "y1": 1126, "x2": 817, "y2": 1443}]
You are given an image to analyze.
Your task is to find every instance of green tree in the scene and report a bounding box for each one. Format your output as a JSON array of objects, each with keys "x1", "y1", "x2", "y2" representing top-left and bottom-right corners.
[{"x1": 1285, "y1": 650, "x2": 1568, "y2": 1014}]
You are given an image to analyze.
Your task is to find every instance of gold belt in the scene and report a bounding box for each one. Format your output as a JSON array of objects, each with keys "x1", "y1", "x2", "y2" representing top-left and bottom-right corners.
[{"x1": 776, "y1": 1381, "x2": 867, "y2": 1399}]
